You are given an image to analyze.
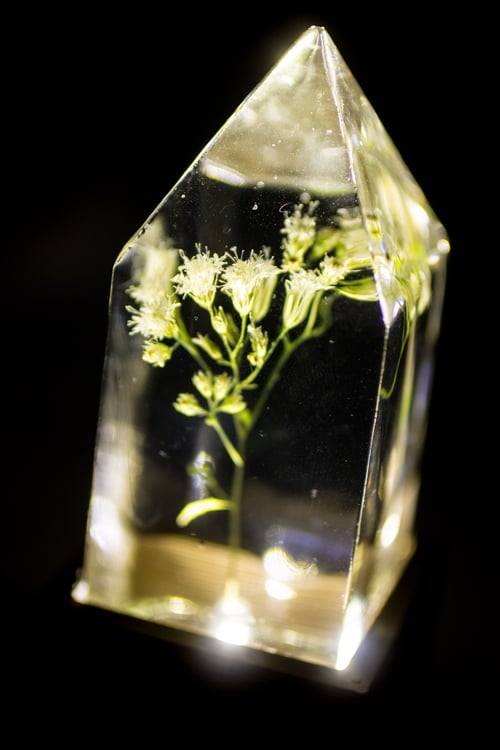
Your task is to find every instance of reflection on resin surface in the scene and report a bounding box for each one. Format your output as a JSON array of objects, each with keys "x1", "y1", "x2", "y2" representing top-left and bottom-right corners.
[{"x1": 73, "y1": 25, "x2": 449, "y2": 681}]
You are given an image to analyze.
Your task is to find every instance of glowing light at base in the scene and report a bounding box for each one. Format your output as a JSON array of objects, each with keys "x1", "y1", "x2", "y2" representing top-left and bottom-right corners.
[
  {"x1": 71, "y1": 580, "x2": 89, "y2": 603},
  {"x1": 264, "y1": 578, "x2": 296, "y2": 601},
  {"x1": 335, "y1": 596, "x2": 365, "y2": 671},
  {"x1": 212, "y1": 581, "x2": 254, "y2": 646},
  {"x1": 168, "y1": 596, "x2": 198, "y2": 616},
  {"x1": 262, "y1": 545, "x2": 318, "y2": 601}
]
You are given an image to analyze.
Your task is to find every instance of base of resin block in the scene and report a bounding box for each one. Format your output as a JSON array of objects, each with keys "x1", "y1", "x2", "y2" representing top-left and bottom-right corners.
[{"x1": 72, "y1": 533, "x2": 416, "y2": 693}]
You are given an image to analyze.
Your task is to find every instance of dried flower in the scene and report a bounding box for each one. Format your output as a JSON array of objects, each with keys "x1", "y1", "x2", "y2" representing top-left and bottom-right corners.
[
  {"x1": 128, "y1": 246, "x2": 178, "y2": 304},
  {"x1": 221, "y1": 248, "x2": 279, "y2": 318},
  {"x1": 125, "y1": 198, "x2": 430, "y2": 534},
  {"x1": 281, "y1": 201, "x2": 318, "y2": 270},
  {"x1": 126, "y1": 297, "x2": 179, "y2": 340},
  {"x1": 142, "y1": 341, "x2": 173, "y2": 367},
  {"x1": 282, "y1": 269, "x2": 330, "y2": 330},
  {"x1": 173, "y1": 246, "x2": 225, "y2": 309}
]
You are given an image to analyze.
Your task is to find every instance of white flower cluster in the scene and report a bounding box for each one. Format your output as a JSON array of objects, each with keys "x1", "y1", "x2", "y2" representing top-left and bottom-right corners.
[
  {"x1": 126, "y1": 203, "x2": 370, "y2": 364},
  {"x1": 123, "y1": 199, "x2": 434, "y2": 530},
  {"x1": 125, "y1": 202, "x2": 376, "y2": 469}
]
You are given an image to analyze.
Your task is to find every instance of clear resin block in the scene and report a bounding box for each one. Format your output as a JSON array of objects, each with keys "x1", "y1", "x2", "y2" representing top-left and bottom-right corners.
[{"x1": 73, "y1": 25, "x2": 449, "y2": 682}]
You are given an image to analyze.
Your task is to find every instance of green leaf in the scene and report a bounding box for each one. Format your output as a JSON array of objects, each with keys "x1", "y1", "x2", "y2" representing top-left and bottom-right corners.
[
  {"x1": 337, "y1": 276, "x2": 378, "y2": 301},
  {"x1": 176, "y1": 497, "x2": 234, "y2": 527}
]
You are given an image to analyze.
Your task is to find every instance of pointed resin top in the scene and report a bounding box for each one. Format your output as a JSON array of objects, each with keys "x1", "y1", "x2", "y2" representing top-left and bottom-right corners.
[
  {"x1": 194, "y1": 26, "x2": 448, "y2": 324},
  {"x1": 201, "y1": 25, "x2": 354, "y2": 191}
]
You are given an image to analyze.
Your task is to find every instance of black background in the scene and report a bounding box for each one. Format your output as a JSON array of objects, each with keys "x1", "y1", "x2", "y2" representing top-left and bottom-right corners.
[{"x1": 4, "y1": 4, "x2": 497, "y2": 735}]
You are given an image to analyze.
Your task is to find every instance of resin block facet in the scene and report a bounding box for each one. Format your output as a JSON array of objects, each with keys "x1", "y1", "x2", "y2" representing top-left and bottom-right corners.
[{"x1": 73, "y1": 26, "x2": 450, "y2": 681}]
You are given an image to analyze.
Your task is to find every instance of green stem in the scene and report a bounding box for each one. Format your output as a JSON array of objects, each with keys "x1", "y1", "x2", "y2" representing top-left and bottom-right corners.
[
  {"x1": 246, "y1": 294, "x2": 331, "y2": 429},
  {"x1": 302, "y1": 290, "x2": 324, "y2": 338},
  {"x1": 240, "y1": 327, "x2": 288, "y2": 390},
  {"x1": 231, "y1": 313, "x2": 248, "y2": 369},
  {"x1": 248, "y1": 337, "x2": 297, "y2": 430},
  {"x1": 209, "y1": 307, "x2": 234, "y2": 364},
  {"x1": 223, "y1": 432, "x2": 248, "y2": 594},
  {"x1": 228, "y1": 456, "x2": 246, "y2": 550},
  {"x1": 175, "y1": 311, "x2": 209, "y2": 372},
  {"x1": 205, "y1": 416, "x2": 244, "y2": 467}
]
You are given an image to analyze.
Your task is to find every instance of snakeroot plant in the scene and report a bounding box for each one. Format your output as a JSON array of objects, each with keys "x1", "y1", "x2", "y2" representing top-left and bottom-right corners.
[
  {"x1": 125, "y1": 199, "x2": 428, "y2": 552},
  {"x1": 74, "y1": 26, "x2": 450, "y2": 679}
]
